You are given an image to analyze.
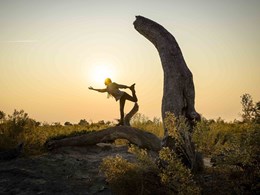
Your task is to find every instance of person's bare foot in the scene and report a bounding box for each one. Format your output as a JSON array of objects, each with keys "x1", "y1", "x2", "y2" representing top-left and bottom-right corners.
[{"x1": 130, "y1": 83, "x2": 136, "y2": 93}]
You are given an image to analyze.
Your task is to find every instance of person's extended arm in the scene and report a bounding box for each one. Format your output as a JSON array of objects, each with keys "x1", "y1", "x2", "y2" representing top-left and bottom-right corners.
[{"x1": 88, "y1": 86, "x2": 107, "y2": 93}]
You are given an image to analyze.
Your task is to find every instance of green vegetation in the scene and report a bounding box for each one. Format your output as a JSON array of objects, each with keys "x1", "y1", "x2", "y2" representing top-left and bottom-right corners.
[
  {"x1": 100, "y1": 145, "x2": 200, "y2": 195},
  {"x1": 0, "y1": 110, "x2": 111, "y2": 155},
  {"x1": 0, "y1": 110, "x2": 163, "y2": 155},
  {"x1": 1, "y1": 93, "x2": 259, "y2": 194},
  {"x1": 193, "y1": 117, "x2": 259, "y2": 193},
  {"x1": 100, "y1": 113, "x2": 201, "y2": 194},
  {"x1": 193, "y1": 94, "x2": 260, "y2": 193},
  {"x1": 131, "y1": 113, "x2": 164, "y2": 138},
  {"x1": 100, "y1": 94, "x2": 259, "y2": 194}
]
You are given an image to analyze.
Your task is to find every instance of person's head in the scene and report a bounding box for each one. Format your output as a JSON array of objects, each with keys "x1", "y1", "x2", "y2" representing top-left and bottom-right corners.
[{"x1": 104, "y1": 78, "x2": 112, "y2": 86}]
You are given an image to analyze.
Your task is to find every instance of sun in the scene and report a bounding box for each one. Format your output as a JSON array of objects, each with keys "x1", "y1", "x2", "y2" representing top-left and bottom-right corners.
[{"x1": 91, "y1": 64, "x2": 115, "y2": 84}]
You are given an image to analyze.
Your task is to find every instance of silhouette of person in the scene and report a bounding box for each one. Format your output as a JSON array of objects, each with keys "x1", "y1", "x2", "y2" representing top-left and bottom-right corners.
[{"x1": 89, "y1": 78, "x2": 138, "y2": 126}]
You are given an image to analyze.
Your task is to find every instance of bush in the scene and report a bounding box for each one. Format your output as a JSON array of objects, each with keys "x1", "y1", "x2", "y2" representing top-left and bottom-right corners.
[
  {"x1": 193, "y1": 118, "x2": 260, "y2": 193},
  {"x1": 0, "y1": 109, "x2": 111, "y2": 155},
  {"x1": 100, "y1": 145, "x2": 200, "y2": 195},
  {"x1": 100, "y1": 155, "x2": 143, "y2": 195},
  {"x1": 163, "y1": 112, "x2": 204, "y2": 172},
  {"x1": 159, "y1": 147, "x2": 200, "y2": 195},
  {"x1": 0, "y1": 109, "x2": 38, "y2": 150}
]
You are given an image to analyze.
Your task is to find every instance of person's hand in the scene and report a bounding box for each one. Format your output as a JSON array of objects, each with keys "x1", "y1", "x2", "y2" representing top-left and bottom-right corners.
[{"x1": 88, "y1": 86, "x2": 94, "y2": 90}]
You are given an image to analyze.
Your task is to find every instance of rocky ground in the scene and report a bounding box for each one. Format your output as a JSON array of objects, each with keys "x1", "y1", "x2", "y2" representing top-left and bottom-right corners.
[
  {"x1": 0, "y1": 144, "x2": 135, "y2": 195},
  {"x1": 1, "y1": 144, "x2": 255, "y2": 195}
]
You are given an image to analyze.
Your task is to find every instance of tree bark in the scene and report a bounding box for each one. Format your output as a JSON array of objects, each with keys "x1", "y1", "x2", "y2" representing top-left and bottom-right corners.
[
  {"x1": 133, "y1": 15, "x2": 200, "y2": 136},
  {"x1": 124, "y1": 103, "x2": 139, "y2": 126},
  {"x1": 134, "y1": 16, "x2": 202, "y2": 171},
  {"x1": 46, "y1": 126, "x2": 161, "y2": 151}
]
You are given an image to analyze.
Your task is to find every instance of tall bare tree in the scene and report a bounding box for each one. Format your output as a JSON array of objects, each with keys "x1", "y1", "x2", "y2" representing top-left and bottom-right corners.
[{"x1": 134, "y1": 16, "x2": 201, "y2": 171}]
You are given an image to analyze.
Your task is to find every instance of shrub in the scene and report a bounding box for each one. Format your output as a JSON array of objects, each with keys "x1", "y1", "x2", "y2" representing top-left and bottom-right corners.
[
  {"x1": 164, "y1": 112, "x2": 203, "y2": 172},
  {"x1": 0, "y1": 109, "x2": 111, "y2": 155},
  {"x1": 100, "y1": 155, "x2": 143, "y2": 195},
  {"x1": 100, "y1": 145, "x2": 200, "y2": 195},
  {"x1": 0, "y1": 109, "x2": 38, "y2": 150},
  {"x1": 192, "y1": 117, "x2": 212, "y2": 154},
  {"x1": 193, "y1": 117, "x2": 260, "y2": 193},
  {"x1": 159, "y1": 147, "x2": 200, "y2": 195}
]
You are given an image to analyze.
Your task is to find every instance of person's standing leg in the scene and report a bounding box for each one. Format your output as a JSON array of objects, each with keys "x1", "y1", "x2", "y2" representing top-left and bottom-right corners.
[
  {"x1": 117, "y1": 86, "x2": 138, "y2": 126},
  {"x1": 118, "y1": 96, "x2": 126, "y2": 125}
]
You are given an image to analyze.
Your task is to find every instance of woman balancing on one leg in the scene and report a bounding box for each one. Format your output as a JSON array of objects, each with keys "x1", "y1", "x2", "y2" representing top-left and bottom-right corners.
[{"x1": 89, "y1": 78, "x2": 138, "y2": 126}]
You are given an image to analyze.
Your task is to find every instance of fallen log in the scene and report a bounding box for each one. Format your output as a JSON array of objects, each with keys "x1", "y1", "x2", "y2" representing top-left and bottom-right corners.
[{"x1": 46, "y1": 126, "x2": 161, "y2": 151}]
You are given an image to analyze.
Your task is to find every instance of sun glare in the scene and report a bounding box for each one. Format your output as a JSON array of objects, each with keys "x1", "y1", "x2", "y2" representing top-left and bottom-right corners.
[{"x1": 91, "y1": 64, "x2": 115, "y2": 84}]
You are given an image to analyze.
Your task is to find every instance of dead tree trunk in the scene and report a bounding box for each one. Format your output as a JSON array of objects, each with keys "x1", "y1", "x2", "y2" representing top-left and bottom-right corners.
[
  {"x1": 134, "y1": 16, "x2": 202, "y2": 171},
  {"x1": 46, "y1": 126, "x2": 161, "y2": 151},
  {"x1": 124, "y1": 103, "x2": 139, "y2": 126},
  {"x1": 133, "y1": 16, "x2": 200, "y2": 124}
]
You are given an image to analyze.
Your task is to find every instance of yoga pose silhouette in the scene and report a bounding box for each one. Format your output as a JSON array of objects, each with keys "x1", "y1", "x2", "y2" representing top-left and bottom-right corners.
[{"x1": 89, "y1": 78, "x2": 138, "y2": 126}]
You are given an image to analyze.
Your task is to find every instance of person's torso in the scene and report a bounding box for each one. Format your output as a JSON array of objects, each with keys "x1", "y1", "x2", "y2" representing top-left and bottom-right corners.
[{"x1": 107, "y1": 83, "x2": 124, "y2": 100}]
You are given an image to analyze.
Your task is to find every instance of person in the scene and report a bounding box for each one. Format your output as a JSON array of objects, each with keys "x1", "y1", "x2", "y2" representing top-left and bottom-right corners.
[{"x1": 89, "y1": 78, "x2": 138, "y2": 126}]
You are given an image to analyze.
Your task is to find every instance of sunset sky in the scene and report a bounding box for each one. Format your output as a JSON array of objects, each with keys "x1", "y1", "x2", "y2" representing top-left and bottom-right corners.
[{"x1": 1, "y1": 0, "x2": 259, "y2": 124}]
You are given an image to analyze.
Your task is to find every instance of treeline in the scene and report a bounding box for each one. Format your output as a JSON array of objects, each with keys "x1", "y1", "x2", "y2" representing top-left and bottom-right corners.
[{"x1": 0, "y1": 109, "x2": 112, "y2": 127}]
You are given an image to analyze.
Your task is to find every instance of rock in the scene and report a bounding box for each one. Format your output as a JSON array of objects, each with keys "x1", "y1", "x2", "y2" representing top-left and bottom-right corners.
[
  {"x1": 0, "y1": 143, "x2": 24, "y2": 161},
  {"x1": 0, "y1": 145, "x2": 133, "y2": 194}
]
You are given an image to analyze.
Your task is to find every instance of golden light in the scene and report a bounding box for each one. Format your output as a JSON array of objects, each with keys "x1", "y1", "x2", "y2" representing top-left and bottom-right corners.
[{"x1": 90, "y1": 64, "x2": 115, "y2": 84}]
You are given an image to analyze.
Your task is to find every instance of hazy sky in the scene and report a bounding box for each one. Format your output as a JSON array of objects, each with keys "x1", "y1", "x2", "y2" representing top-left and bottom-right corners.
[{"x1": 1, "y1": 0, "x2": 259, "y2": 123}]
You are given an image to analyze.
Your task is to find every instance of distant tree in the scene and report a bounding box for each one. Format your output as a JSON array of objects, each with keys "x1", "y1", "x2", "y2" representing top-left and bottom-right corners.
[
  {"x1": 0, "y1": 111, "x2": 6, "y2": 123},
  {"x1": 64, "y1": 121, "x2": 73, "y2": 126},
  {"x1": 42, "y1": 122, "x2": 50, "y2": 126},
  {"x1": 52, "y1": 122, "x2": 61, "y2": 126},
  {"x1": 26, "y1": 118, "x2": 41, "y2": 127},
  {"x1": 0, "y1": 110, "x2": 5, "y2": 119},
  {"x1": 255, "y1": 101, "x2": 260, "y2": 123},
  {"x1": 97, "y1": 120, "x2": 105, "y2": 125},
  {"x1": 35, "y1": 121, "x2": 41, "y2": 126},
  {"x1": 241, "y1": 93, "x2": 260, "y2": 123},
  {"x1": 105, "y1": 121, "x2": 112, "y2": 126},
  {"x1": 78, "y1": 119, "x2": 89, "y2": 126},
  {"x1": 7, "y1": 109, "x2": 30, "y2": 134}
]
